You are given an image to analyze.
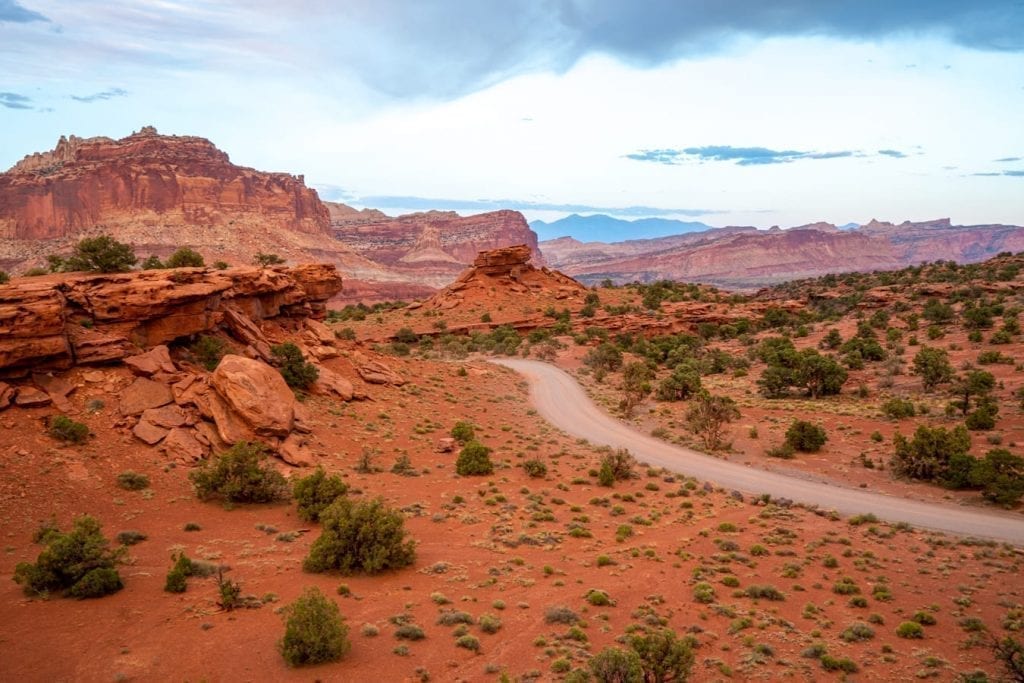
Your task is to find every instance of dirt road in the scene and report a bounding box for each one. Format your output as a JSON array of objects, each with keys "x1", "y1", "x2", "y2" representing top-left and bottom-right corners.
[{"x1": 493, "y1": 358, "x2": 1024, "y2": 545}]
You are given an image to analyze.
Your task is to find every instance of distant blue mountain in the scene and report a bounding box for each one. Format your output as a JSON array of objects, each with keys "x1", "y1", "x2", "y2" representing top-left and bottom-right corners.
[{"x1": 530, "y1": 213, "x2": 714, "y2": 242}]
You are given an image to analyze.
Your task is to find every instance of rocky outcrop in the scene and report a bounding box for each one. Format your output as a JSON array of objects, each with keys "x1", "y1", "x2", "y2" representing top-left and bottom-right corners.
[
  {"x1": 0, "y1": 263, "x2": 342, "y2": 376},
  {"x1": 2, "y1": 127, "x2": 328, "y2": 240},
  {"x1": 0, "y1": 128, "x2": 387, "y2": 284},
  {"x1": 425, "y1": 245, "x2": 586, "y2": 312},
  {"x1": 331, "y1": 209, "x2": 544, "y2": 301},
  {"x1": 541, "y1": 220, "x2": 1024, "y2": 290}
]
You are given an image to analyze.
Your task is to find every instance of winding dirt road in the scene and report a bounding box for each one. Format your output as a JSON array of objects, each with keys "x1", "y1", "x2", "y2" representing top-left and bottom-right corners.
[{"x1": 493, "y1": 358, "x2": 1024, "y2": 545}]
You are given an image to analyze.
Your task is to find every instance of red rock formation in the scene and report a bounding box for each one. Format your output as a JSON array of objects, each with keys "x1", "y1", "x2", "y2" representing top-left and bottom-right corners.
[
  {"x1": 425, "y1": 245, "x2": 585, "y2": 313},
  {"x1": 1, "y1": 126, "x2": 328, "y2": 239},
  {"x1": 542, "y1": 220, "x2": 1024, "y2": 289},
  {"x1": 0, "y1": 264, "x2": 342, "y2": 376},
  {"x1": 330, "y1": 209, "x2": 544, "y2": 301},
  {"x1": 0, "y1": 128, "x2": 387, "y2": 285}
]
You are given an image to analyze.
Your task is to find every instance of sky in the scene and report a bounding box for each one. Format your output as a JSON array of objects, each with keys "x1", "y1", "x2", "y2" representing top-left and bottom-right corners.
[{"x1": 1, "y1": 0, "x2": 1023, "y2": 231}]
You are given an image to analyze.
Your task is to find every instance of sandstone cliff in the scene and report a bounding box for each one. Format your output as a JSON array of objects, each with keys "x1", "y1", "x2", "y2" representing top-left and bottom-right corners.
[
  {"x1": 331, "y1": 208, "x2": 544, "y2": 300},
  {"x1": 0, "y1": 263, "x2": 342, "y2": 376},
  {"x1": 0, "y1": 128, "x2": 387, "y2": 284}
]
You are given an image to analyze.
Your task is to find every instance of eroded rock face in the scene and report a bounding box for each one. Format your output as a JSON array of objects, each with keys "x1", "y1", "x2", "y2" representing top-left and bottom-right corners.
[
  {"x1": 0, "y1": 264, "x2": 342, "y2": 376},
  {"x1": 330, "y1": 207, "x2": 544, "y2": 302},
  {"x1": 1, "y1": 128, "x2": 328, "y2": 240},
  {"x1": 541, "y1": 220, "x2": 1024, "y2": 290},
  {"x1": 210, "y1": 355, "x2": 294, "y2": 438}
]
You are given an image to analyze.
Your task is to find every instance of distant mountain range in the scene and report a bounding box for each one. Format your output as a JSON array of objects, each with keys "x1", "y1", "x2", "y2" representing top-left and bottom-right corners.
[{"x1": 540, "y1": 217, "x2": 1024, "y2": 289}]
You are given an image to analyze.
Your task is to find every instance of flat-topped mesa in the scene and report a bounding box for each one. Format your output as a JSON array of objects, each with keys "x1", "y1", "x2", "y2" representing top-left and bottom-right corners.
[
  {"x1": 0, "y1": 263, "x2": 342, "y2": 377},
  {"x1": 472, "y1": 244, "x2": 534, "y2": 276},
  {"x1": 0, "y1": 126, "x2": 330, "y2": 241}
]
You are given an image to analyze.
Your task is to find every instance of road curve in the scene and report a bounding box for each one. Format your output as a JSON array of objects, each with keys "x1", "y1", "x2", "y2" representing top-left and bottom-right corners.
[{"x1": 492, "y1": 358, "x2": 1024, "y2": 545}]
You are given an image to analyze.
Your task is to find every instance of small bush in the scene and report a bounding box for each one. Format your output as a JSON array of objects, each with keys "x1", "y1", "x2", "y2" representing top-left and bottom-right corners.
[
  {"x1": 165, "y1": 247, "x2": 205, "y2": 268},
  {"x1": 116, "y1": 530, "x2": 147, "y2": 546},
  {"x1": 785, "y1": 420, "x2": 827, "y2": 453},
  {"x1": 896, "y1": 621, "x2": 925, "y2": 639},
  {"x1": 279, "y1": 587, "x2": 350, "y2": 667},
  {"x1": 164, "y1": 553, "x2": 193, "y2": 593},
  {"x1": 745, "y1": 585, "x2": 785, "y2": 601},
  {"x1": 437, "y1": 611, "x2": 473, "y2": 626},
  {"x1": 451, "y1": 421, "x2": 475, "y2": 444},
  {"x1": 394, "y1": 624, "x2": 425, "y2": 641},
  {"x1": 293, "y1": 467, "x2": 348, "y2": 523},
  {"x1": 821, "y1": 655, "x2": 859, "y2": 673},
  {"x1": 882, "y1": 397, "x2": 916, "y2": 419},
  {"x1": 190, "y1": 335, "x2": 227, "y2": 371},
  {"x1": 254, "y1": 252, "x2": 286, "y2": 266},
  {"x1": 693, "y1": 582, "x2": 717, "y2": 604},
  {"x1": 456, "y1": 441, "x2": 494, "y2": 476},
  {"x1": 833, "y1": 577, "x2": 860, "y2": 595},
  {"x1": 841, "y1": 622, "x2": 876, "y2": 642},
  {"x1": 304, "y1": 497, "x2": 415, "y2": 575},
  {"x1": 478, "y1": 613, "x2": 502, "y2": 633},
  {"x1": 455, "y1": 634, "x2": 480, "y2": 651},
  {"x1": 14, "y1": 516, "x2": 124, "y2": 599},
  {"x1": 62, "y1": 235, "x2": 137, "y2": 273},
  {"x1": 585, "y1": 589, "x2": 613, "y2": 607},
  {"x1": 48, "y1": 415, "x2": 89, "y2": 444},
  {"x1": 190, "y1": 441, "x2": 289, "y2": 503},
  {"x1": 116, "y1": 471, "x2": 150, "y2": 491},
  {"x1": 0, "y1": 270, "x2": 9, "y2": 284},
  {"x1": 544, "y1": 606, "x2": 579, "y2": 624},
  {"x1": 522, "y1": 459, "x2": 547, "y2": 478},
  {"x1": 271, "y1": 342, "x2": 319, "y2": 390}
]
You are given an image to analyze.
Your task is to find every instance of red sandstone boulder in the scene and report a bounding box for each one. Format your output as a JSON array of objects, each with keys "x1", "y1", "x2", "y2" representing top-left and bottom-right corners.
[
  {"x1": 14, "y1": 386, "x2": 50, "y2": 407},
  {"x1": 210, "y1": 355, "x2": 294, "y2": 438}
]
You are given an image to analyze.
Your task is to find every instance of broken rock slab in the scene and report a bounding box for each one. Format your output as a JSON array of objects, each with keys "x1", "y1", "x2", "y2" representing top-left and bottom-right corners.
[
  {"x1": 161, "y1": 427, "x2": 206, "y2": 463},
  {"x1": 124, "y1": 345, "x2": 177, "y2": 376},
  {"x1": 119, "y1": 377, "x2": 174, "y2": 416},
  {"x1": 14, "y1": 386, "x2": 51, "y2": 407}
]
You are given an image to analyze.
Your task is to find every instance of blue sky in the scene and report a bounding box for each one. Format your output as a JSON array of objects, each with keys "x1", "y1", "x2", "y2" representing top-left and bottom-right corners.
[{"x1": 1, "y1": 1, "x2": 1022, "y2": 229}]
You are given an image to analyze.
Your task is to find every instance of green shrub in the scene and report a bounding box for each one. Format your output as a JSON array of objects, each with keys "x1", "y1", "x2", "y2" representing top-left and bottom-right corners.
[
  {"x1": 456, "y1": 441, "x2": 494, "y2": 476},
  {"x1": 116, "y1": 530, "x2": 147, "y2": 546},
  {"x1": 140, "y1": 255, "x2": 164, "y2": 269},
  {"x1": 165, "y1": 247, "x2": 205, "y2": 268},
  {"x1": 164, "y1": 552, "x2": 193, "y2": 593},
  {"x1": 279, "y1": 587, "x2": 350, "y2": 667},
  {"x1": 544, "y1": 605, "x2": 579, "y2": 624},
  {"x1": 478, "y1": 613, "x2": 502, "y2": 633},
  {"x1": 116, "y1": 471, "x2": 150, "y2": 491},
  {"x1": 785, "y1": 420, "x2": 827, "y2": 452},
  {"x1": 304, "y1": 497, "x2": 415, "y2": 575},
  {"x1": 190, "y1": 335, "x2": 227, "y2": 371},
  {"x1": 293, "y1": 467, "x2": 348, "y2": 522},
  {"x1": 627, "y1": 629, "x2": 694, "y2": 683},
  {"x1": 522, "y1": 458, "x2": 547, "y2": 478},
  {"x1": 589, "y1": 646, "x2": 643, "y2": 682},
  {"x1": 891, "y1": 424, "x2": 971, "y2": 482},
  {"x1": 766, "y1": 442, "x2": 795, "y2": 459},
  {"x1": 14, "y1": 515, "x2": 124, "y2": 599},
  {"x1": 586, "y1": 589, "x2": 613, "y2": 606},
  {"x1": 254, "y1": 252, "x2": 286, "y2": 266},
  {"x1": 693, "y1": 582, "x2": 716, "y2": 604},
  {"x1": 62, "y1": 235, "x2": 137, "y2": 273},
  {"x1": 971, "y1": 449, "x2": 1024, "y2": 506},
  {"x1": 0, "y1": 270, "x2": 9, "y2": 284},
  {"x1": 450, "y1": 420, "x2": 475, "y2": 444},
  {"x1": 882, "y1": 397, "x2": 916, "y2": 419},
  {"x1": 745, "y1": 585, "x2": 785, "y2": 601},
  {"x1": 833, "y1": 577, "x2": 860, "y2": 595},
  {"x1": 821, "y1": 655, "x2": 859, "y2": 673},
  {"x1": 913, "y1": 610, "x2": 937, "y2": 626},
  {"x1": 840, "y1": 622, "x2": 875, "y2": 642},
  {"x1": 455, "y1": 634, "x2": 480, "y2": 651},
  {"x1": 189, "y1": 441, "x2": 290, "y2": 503},
  {"x1": 394, "y1": 624, "x2": 425, "y2": 641},
  {"x1": 896, "y1": 621, "x2": 924, "y2": 638},
  {"x1": 48, "y1": 415, "x2": 89, "y2": 444},
  {"x1": 270, "y1": 342, "x2": 319, "y2": 390}
]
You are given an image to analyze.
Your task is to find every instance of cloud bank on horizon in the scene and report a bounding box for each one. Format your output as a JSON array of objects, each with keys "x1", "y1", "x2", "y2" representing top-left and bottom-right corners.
[{"x1": 1, "y1": 0, "x2": 1022, "y2": 229}]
